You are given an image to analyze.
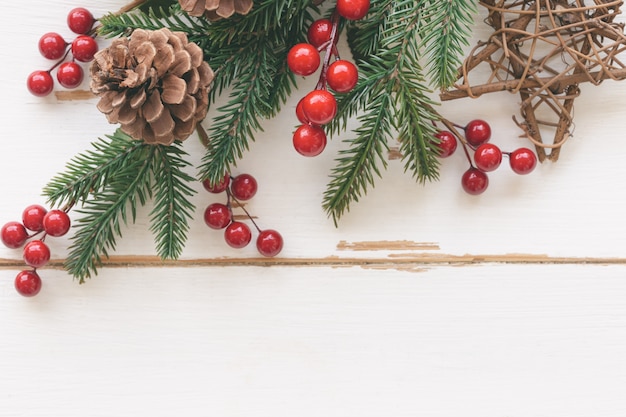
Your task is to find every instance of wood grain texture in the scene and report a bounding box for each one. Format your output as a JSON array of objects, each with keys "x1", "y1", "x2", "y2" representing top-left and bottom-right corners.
[{"x1": 1, "y1": 1, "x2": 626, "y2": 416}]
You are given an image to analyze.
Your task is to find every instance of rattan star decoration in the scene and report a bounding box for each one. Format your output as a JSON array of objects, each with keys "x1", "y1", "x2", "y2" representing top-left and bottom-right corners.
[{"x1": 441, "y1": 0, "x2": 626, "y2": 161}]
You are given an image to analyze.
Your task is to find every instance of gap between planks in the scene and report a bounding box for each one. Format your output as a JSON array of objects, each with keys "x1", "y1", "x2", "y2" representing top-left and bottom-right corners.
[{"x1": 1, "y1": 253, "x2": 626, "y2": 272}]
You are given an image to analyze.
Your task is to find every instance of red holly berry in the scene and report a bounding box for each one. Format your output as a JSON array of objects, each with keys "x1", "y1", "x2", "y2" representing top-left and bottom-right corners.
[
  {"x1": 287, "y1": 43, "x2": 320, "y2": 76},
  {"x1": 202, "y1": 173, "x2": 230, "y2": 193},
  {"x1": 23, "y1": 240, "x2": 51, "y2": 269},
  {"x1": 43, "y1": 209, "x2": 71, "y2": 237},
  {"x1": 326, "y1": 60, "x2": 358, "y2": 93},
  {"x1": 71, "y1": 35, "x2": 98, "y2": 62},
  {"x1": 509, "y1": 147, "x2": 538, "y2": 175},
  {"x1": 295, "y1": 98, "x2": 311, "y2": 125},
  {"x1": 204, "y1": 203, "x2": 232, "y2": 230},
  {"x1": 301, "y1": 89, "x2": 337, "y2": 125},
  {"x1": 307, "y1": 19, "x2": 332, "y2": 48},
  {"x1": 14, "y1": 270, "x2": 42, "y2": 297},
  {"x1": 27, "y1": 70, "x2": 54, "y2": 97},
  {"x1": 230, "y1": 174, "x2": 258, "y2": 201},
  {"x1": 461, "y1": 168, "x2": 489, "y2": 195},
  {"x1": 256, "y1": 229, "x2": 283, "y2": 257},
  {"x1": 224, "y1": 221, "x2": 252, "y2": 249},
  {"x1": 56, "y1": 61, "x2": 84, "y2": 89},
  {"x1": 22, "y1": 204, "x2": 48, "y2": 232},
  {"x1": 38, "y1": 32, "x2": 67, "y2": 60},
  {"x1": 293, "y1": 124, "x2": 327, "y2": 157},
  {"x1": 464, "y1": 119, "x2": 492, "y2": 146},
  {"x1": 474, "y1": 143, "x2": 502, "y2": 172},
  {"x1": 434, "y1": 131, "x2": 457, "y2": 158},
  {"x1": 1, "y1": 221, "x2": 28, "y2": 249},
  {"x1": 67, "y1": 7, "x2": 95, "y2": 35},
  {"x1": 336, "y1": 0, "x2": 371, "y2": 20}
]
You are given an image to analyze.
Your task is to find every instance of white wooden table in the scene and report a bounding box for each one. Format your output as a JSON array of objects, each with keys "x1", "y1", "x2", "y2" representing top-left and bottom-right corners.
[{"x1": 1, "y1": 1, "x2": 626, "y2": 416}]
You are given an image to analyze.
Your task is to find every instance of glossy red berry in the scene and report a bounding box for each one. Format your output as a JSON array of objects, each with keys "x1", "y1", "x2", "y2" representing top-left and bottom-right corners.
[
  {"x1": 56, "y1": 61, "x2": 84, "y2": 89},
  {"x1": 202, "y1": 173, "x2": 230, "y2": 193},
  {"x1": 1, "y1": 221, "x2": 29, "y2": 249},
  {"x1": 22, "y1": 205, "x2": 48, "y2": 232},
  {"x1": 434, "y1": 131, "x2": 457, "y2": 158},
  {"x1": 326, "y1": 60, "x2": 358, "y2": 93},
  {"x1": 38, "y1": 32, "x2": 67, "y2": 60},
  {"x1": 224, "y1": 221, "x2": 252, "y2": 249},
  {"x1": 71, "y1": 35, "x2": 98, "y2": 62},
  {"x1": 461, "y1": 168, "x2": 489, "y2": 195},
  {"x1": 67, "y1": 7, "x2": 95, "y2": 35},
  {"x1": 23, "y1": 240, "x2": 51, "y2": 269},
  {"x1": 27, "y1": 70, "x2": 54, "y2": 97},
  {"x1": 464, "y1": 119, "x2": 492, "y2": 146},
  {"x1": 287, "y1": 43, "x2": 320, "y2": 76},
  {"x1": 43, "y1": 209, "x2": 71, "y2": 237},
  {"x1": 336, "y1": 0, "x2": 371, "y2": 20},
  {"x1": 14, "y1": 270, "x2": 42, "y2": 297},
  {"x1": 293, "y1": 124, "x2": 327, "y2": 157},
  {"x1": 301, "y1": 89, "x2": 337, "y2": 125},
  {"x1": 509, "y1": 147, "x2": 538, "y2": 175},
  {"x1": 256, "y1": 229, "x2": 283, "y2": 257},
  {"x1": 474, "y1": 143, "x2": 502, "y2": 172},
  {"x1": 295, "y1": 98, "x2": 311, "y2": 125},
  {"x1": 230, "y1": 174, "x2": 258, "y2": 201},
  {"x1": 204, "y1": 203, "x2": 232, "y2": 230},
  {"x1": 307, "y1": 19, "x2": 332, "y2": 48}
]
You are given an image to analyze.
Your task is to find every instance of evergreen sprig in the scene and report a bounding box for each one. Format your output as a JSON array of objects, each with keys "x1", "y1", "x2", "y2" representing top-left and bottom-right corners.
[
  {"x1": 323, "y1": 0, "x2": 446, "y2": 224},
  {"x1": 197, "y1": 1, "x2": 317, "y2": 185},
  {"x1": 43, "y1": 130, "x2": 196, "y2": 281},
  {"x1": 149, "y1": 144, "x2": 196, "y2": 260},
  {"x1": 419, "y1": 0, "x2": 478, "y2": 88}
]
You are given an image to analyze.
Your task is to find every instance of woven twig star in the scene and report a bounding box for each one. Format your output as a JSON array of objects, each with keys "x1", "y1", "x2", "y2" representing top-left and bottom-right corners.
[{"x1": 441, "y1": 0, "x2": 626, "y2": 161}]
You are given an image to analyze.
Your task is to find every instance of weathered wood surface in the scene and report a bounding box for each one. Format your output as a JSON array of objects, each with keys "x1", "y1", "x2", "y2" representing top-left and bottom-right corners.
[{"x1": 1, "y1": 2, "x2": 625, "y2": 416}]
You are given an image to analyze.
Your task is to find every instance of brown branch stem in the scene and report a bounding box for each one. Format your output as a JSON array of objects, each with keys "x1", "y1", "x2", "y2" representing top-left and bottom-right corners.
[{"x1": 440, "y1": 67, "x2": 626, "y2": 101}]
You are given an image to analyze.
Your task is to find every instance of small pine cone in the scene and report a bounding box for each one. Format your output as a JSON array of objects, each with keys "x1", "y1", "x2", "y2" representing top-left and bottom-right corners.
[
  {"x1": 90, "y1": 28, "x2": 214, "y2": 145},
  {"x1": 179, "y1": 0, "x2": 254, "y2": 21}
]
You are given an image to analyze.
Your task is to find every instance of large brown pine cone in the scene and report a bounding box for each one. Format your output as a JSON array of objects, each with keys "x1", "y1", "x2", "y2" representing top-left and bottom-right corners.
[
  {"x1": 90, "y1": 28, "x2": 214, "y2": 145},
  {"x1": 178, "y1": 0, "x2": 254, "y2": 20}
]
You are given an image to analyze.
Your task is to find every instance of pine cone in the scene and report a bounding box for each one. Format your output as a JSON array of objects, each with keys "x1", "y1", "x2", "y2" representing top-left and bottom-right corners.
[
  {"x1": 90, "y1": 28, "x2": 214, "y2": 145},
  {"x1": 179, "y1": 0, "x2": 254, "y2": 21}
]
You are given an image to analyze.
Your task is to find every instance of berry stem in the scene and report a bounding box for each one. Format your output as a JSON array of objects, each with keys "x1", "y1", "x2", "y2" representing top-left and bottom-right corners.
[
  {"x1": 47, "y1": 48, "x2": 73, "y2": 73},
  {"x1": 439, "y1": 117, "x2": 475, "y2": 167},
  {"x1": 315, "y1": 11, "x2": 342, "y2": 90},
  {"x1": 226, "y1": 189, "x2": 262, "y2": 233}
]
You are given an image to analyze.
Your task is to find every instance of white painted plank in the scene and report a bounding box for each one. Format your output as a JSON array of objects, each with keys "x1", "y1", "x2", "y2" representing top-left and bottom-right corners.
[{"x1": 1, "y1": 265, "x2": 626, "y2": 416}]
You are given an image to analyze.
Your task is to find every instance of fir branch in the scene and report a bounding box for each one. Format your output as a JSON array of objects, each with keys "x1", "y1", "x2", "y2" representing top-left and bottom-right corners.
[
  {"x1": 65, "y1": 144, "x2": 156, "y2": 282},
  {"x1": 323, "y1": 86, "x2": 393, "y2": 226},
  {"x1": 149, "y1": 143, "x2": 196, "y2": 260},
  {"x1": 42, "y1": 130, "x2": 146, "y2": 209},
  {"x1": 198, "y1": 36, "x2": 274, "y2": 184},
  {"x1": 96, "y1": 4, "x2": 211, "y2": 41},
  {"x1": 419, "y1": 0, "x2": 478, "y2": 88},
  {"x1": 198, "y1": 3, "x2": 315, "y2": 186},
  {"x1": 325, "y1": 0, "x2": 444, "y2": 223}
]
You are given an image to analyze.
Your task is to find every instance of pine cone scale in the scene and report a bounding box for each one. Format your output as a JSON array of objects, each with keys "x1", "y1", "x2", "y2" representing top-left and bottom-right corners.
[
  {"x1": 170, "y1": 96, "x2": 197, "y2": 122},
  {"x1": 179, "y1": 0, "x2": 253, "y2": 20},
  {"x1": 161, "y1": 75, "x2": 187, "y2": 104}
]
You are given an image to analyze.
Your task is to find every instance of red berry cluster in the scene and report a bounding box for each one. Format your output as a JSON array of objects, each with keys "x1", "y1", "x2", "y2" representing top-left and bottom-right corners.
[
  {"x1": 27, "y1": 7, "x2": 97, "y2": 97},
  {"x1": 1, "y1": 205, "x2": 71, "y2": 297},
  {"x1": 202, "y1": 174, "x2": 284, "y2": 257},
  {"x1": 288, "y1": 0, "x2": 370, "y2": 157},
  {"x1": 434, "y1": 119, "x2": 538, "y2": 195}
]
